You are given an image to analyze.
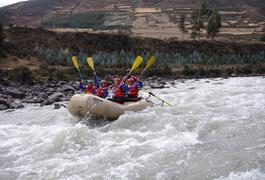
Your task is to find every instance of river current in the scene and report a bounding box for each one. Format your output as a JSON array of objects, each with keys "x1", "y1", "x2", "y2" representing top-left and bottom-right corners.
[{"x1": 0, "y1": 77, "x2": 265, "y2": 180}]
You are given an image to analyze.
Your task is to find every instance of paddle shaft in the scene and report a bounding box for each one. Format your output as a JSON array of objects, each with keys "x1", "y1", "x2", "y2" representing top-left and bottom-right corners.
[{"x1": 148, "y1": 92, "x2": 173, "y2": 106}]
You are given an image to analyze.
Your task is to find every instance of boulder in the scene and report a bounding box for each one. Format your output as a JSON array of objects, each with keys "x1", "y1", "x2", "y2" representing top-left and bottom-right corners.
[
  {"x1": 10, "y1": 102, "x2": 24, "y2": 109},
  {"x1": 57, "y1": 81, "x2": 67, "y2": 86},
  {"x1": 150, "y1": 83, "x2": 165, "y2": 89},
  {"x1": 61, "y1": 85, "x2": 75, "y2": 92},
  {"x1": 49, "y1": 92, "x2": 65, "y2": 101},
  {"x1": 41, "y1": 92, "x2": 65, "y2": 106},
  {"x1": 54, "y1": 103, "x2": 66, "y2": 109},
  {"x1": 0, "y1": 104, "x2": 8, "y2": 110},
  {"x1": 0, "y1": 97, "x2": 10, "y2": 107},
  {"x1": 4, "y1": 88, "x2": 25, "y2": 99}
]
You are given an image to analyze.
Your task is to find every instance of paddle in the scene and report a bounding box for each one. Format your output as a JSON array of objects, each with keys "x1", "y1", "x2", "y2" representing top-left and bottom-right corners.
[
  {"x1": 138, "y1": 55, "x2": 155, "y2": 79},
  {"x1": 87, "y1": 57, "x2": 100, "y2": 87},
  {"x1": 147, "y1": 91, "x2": 173, "y2": 106},
  {"x1": 71, "y1": 56, "x2": 83, "y2": 80},
  {"x1": 87, "y1": 57, "x2": 94, "y2": 71},
  {"x1": 120, "y1": 56, "x2": 143, "y2": 84}
]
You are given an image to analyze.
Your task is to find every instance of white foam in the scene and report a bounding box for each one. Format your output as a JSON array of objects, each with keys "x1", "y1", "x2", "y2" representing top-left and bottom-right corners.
[
  {"x1": 0, "y1": 77, "x2": 265, "y2": 179},
  {"x1": 215, "y1": 169, "x2": 265, "y2": 180}
]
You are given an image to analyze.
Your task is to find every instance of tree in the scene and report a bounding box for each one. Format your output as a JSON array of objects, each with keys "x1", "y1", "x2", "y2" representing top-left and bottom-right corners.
[
  {"x1": 191, "y1": 9, "x2": 200, "y2": 40},
  {"x1": 200, "y1": 0, "x2": 211, "y2": 17},
  {"x1": 190, "y1": 0, "x2": 213, "y2": 40},
  {"x1": 261, "y1": 34, "x2": 265, "y2": 42},
  {"x1": 0, "y1": 22, "x2": 4, "y2": 53},
  {"x1": 178, "y1": 14, "x2": 187, "y2": 40},
  {"x1": 207, "y1": 9, "x2": 222, "y2": 40}
]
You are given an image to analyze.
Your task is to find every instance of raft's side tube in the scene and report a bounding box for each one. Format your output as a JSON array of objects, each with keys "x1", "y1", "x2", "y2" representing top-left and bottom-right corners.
[{"x1": 67, "y1": 94, "x2": 153, "y2": 119}]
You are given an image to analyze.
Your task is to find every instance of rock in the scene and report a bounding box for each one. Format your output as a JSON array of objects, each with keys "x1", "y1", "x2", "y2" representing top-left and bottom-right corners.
[
  {"x1": 64, "y1": 93, "x2": 73, "y2": 101},
  {"x1": 38, "y1": 93, "x2": 48, "y2": 99},
  {"x1": 0, "y1": 97, "x2": 10, "y2": 107},
  {"x1": 0, "y1": 78, "x2": 12, "y2": 86},
  {"x1": 10, "y1": 102, "x2": 24, "y2": 109},
  {"x1": 55, "y1": 87, "x2": 63, "y2": 92},
  {"x1": 4, "y1": 88, "x2": 25, "y2": 99},
  {"x1": 41, "y1": 92, "x2": 65, "y2": 106},
  {"x1": 54, "y1": 103, "x2": 62, "y2": 109},
  {"x1": 61, "y1": 85, "x2": 75, "y2": 92},
  {"x1": 54, "y1": 103, "x2": 66, "y2": 109},
  {"x1": 0, "y1": 104, "x2": 9, "y2": 110},
  {"x1": 150, "y1": 83, "x2": 165, "y2": 89},
  {"x1": 57, "y1": 81, "x2": 67, "y2": 86},
  {"x1": 49, "y1": 92, "x2": 65, "y2": 101}
]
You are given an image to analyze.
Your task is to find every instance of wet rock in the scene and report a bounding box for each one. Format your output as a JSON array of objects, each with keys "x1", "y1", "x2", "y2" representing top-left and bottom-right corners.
[
  {"x1": 61, "y1": 85, "x2": 75, "y2": 92},
  {"x1": 54, "y1": 103, "x2": 62, "y2": 109},
  {"x1": 10, "y1": 101, "x2": 24, "y2": 109},
  {"x1": 0, "y1": 104, "x2": 9, "y2": 110},
  {"x1": 55, "y1": 87, "x2": 63, "y2": 92},
  {"x1": 0, "y1": 94, "x2": 13, "y2": 106},
  {"x1": 0, "y1": 97, "x2": 10, "y2": 107},
  {"x1": 49, "y1": 92, "x2": 65, "y2": 100},
  {"x1": 0, "y1": 78, "x2": 13, "y2": 86},
  {"x1": 169, "y1": 81, "x2": 175, "y2": 85},
  {"x1": 54, "y1": 103, "x2": 66, "y2": 109},
  {"x1": 64, "y1": 93, "x2": 73, "y2": 101},
  {"x1": 4, "y1": 88, "x2": 25, "y2": 99},
  {"x1": 150, "y1": 83, "x2": 165, "y2": 89},
  {"x1": 57, "y1": 81, "x2": 67, "y2": 86},
  {"x1": 41, "y1": 92, "x2": 65, "y2": 106},
  {"x1": 38, "y1": 93, "x2": 48, "y2": 99}
]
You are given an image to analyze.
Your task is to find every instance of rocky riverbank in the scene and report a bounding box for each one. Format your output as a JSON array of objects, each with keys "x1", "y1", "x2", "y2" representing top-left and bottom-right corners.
[
  {"x1": 0, "y1": 79, "x2": 79, "y2": 110},
  {"x1": 0, "y1": 76, "x2": 175, "y2": 111}
]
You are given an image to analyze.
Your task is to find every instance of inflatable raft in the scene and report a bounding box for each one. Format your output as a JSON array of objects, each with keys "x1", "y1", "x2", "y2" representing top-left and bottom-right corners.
[{"x1": 67, "y1": 94, "x2": 153, "y2": 120}]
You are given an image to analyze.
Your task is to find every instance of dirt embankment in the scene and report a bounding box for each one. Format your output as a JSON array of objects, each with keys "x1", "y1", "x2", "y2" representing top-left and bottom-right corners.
[{"x1": 3, "y1": 27, "x2": 265, "y2": 59}]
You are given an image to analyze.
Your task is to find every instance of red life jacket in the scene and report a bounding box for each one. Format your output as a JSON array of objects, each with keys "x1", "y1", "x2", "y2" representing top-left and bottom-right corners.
[
  {"x1": 128, "y1": 85, "x2": 138, "y2": 97},
  {"x1": 97, "y1": 87, "x2": 107, "y2": 97},
  {"x1": 114, "y1": 85, "x2": 125, "y2": 97},
  {"x1": 86, "y1": 86, "x2": 96, "y2": 94}
]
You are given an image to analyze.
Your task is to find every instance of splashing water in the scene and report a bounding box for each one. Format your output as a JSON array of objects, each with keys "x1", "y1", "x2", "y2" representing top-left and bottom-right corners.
[{"x1": 0, "y1": 77, "x2": 265, "y2": 180}]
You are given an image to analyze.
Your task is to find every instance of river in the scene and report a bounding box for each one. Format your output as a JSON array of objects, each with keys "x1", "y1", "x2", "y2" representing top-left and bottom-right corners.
[{"x1": 0, "y1": 77, "x2": 265, "y2": 180}]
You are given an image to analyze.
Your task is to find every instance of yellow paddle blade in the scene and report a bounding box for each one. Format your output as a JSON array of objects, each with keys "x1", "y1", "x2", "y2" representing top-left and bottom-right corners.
[
  {"x1": 145, "y1": 56, "x2": 155, "y2": 70},
  {"x1": 71, "y1": 56, "x2": 80, "y2": 71},
  {"x1": 87, "y1": 57, "x2": 94, "y2": 71},
  {"x1": 130, "y1": 56, "x2": 143, "y2": 73}
]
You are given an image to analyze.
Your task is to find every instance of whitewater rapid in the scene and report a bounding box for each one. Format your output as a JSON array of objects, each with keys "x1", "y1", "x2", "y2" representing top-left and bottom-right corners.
[{"x1": 0, "y1": 77, "x2": 265, "y2": 180}]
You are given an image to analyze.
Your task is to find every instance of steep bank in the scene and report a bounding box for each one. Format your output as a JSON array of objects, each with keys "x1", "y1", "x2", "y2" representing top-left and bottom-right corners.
[{"x1": 2, "y1": 27, "x2": 265, "y2": 59}]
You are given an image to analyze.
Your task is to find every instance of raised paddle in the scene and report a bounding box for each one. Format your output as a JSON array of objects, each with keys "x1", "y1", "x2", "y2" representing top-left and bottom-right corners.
[
  {"x1": 87, "y1": 57, "x2": 94, "y2": 71},
  {"x1": 71, "y1": 56, "x2": 83, "y2": 80},
  {"x1": 121, "y1": 56, "x2": 143, "y2": 84},
  {"x1": 138, "y1": 55, "x2": 156, "y2": 79},
  {"x1": 87, "y1": 57, "x2": 101, "y2": 87}
]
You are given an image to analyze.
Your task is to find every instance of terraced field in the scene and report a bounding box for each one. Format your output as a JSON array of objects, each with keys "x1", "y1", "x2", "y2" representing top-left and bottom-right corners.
[{"x1": 0, "y1": 0, "x2": 264, "y2": 40}]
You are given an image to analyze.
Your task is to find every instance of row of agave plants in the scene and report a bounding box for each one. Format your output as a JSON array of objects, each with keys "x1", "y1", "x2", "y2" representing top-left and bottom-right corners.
[{"x1": 34, "y1": 46, "x2": 265, "y2": 67}]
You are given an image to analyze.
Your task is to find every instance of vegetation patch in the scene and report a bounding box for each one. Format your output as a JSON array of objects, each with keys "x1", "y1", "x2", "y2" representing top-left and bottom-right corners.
[{"x1": 42, "y1": 12, "x2": 131, "y2": 30}]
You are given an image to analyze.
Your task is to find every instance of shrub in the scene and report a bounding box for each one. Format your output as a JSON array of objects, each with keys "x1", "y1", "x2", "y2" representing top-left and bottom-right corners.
[
  {"x1": 255, "y1": 64, "x2": 265, "y2": 74},
  {"x1": 182, "y1": 65, "x2": 197, "y2": 76},
  {"x1": 235, "y1": 65, "x2": 254, "y2": 75},
  {"x1": 260, "y1": 34, "x2": 265, "y2": 42},
  {"x1": 0, "y1": 22, "x2": 4, "y2": 53},
  {"x1": 12, "y1": 66, "x2": 34, "y2": 84}
]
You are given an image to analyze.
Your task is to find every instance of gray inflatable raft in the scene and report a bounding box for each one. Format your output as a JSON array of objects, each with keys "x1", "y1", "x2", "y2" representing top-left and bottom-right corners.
[{"x1": 67, "y1": 94, "x2": 153, "y2": 120}]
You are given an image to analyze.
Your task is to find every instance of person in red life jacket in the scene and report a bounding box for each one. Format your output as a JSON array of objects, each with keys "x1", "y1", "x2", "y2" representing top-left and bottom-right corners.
[
  {"x1": 80, "y1": 80, "x2": 97, "y2": 94},
  {"x1": 112, "y1": 78, "x2": 128, "y2": 98},
  {"x1": 127, "y1": 77, "x2": 143, "y2": 98},
  {"x1": 97, "y1": 80, "x2": 109, "y2": 98}
]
